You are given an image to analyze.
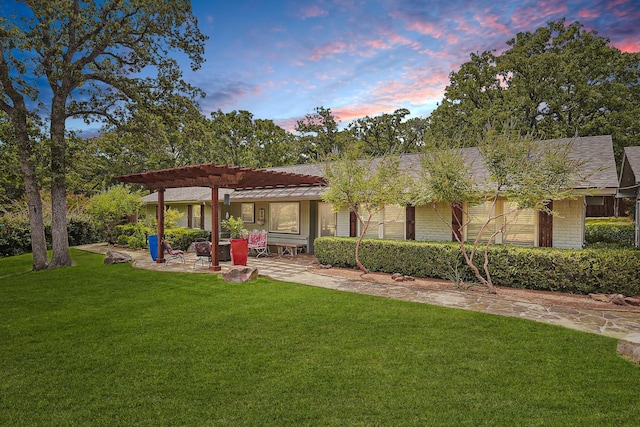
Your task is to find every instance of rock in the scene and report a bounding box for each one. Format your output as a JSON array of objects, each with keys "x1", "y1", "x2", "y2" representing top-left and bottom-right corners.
[
  {"x1": 624, "y1": 296, "x2": 640, "y2": 307},
  {"x1": 618, "y1": 333, "x2": 640, "y2": 365},
  {"x1": 404, "y1": 275, "x2": 415, "y2": 281},
  {"x1": 223, "y1": 267, "x2": 258, "y2": 283},
  {"x1": 611, "y1": 294, "x2": 627, "y2": 305},
  {"x1": 318, "y1": 264, "x2": 332, "y2": 269},
  {"x1": 104, "y1": 251, "x2": 132, "y2": 265}
]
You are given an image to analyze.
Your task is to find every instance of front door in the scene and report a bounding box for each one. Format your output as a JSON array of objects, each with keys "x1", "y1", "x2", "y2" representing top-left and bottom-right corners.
[{"x1": 319, "y1": 202, "x2": 337, "y2": 237}]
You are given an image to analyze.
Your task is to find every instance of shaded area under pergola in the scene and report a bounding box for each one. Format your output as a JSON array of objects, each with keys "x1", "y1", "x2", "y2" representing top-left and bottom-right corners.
[{"x1": 116, "y1": 163, "x2": 326, "y2": 271}]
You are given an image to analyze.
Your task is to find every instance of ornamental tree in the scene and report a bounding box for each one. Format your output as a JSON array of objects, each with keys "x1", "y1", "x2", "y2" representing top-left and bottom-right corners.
[
  {"x1": 322, "y1": 147, "x2": 411, "y2": 274},
  {"x1": 413, "y1": 128, "x2": 580, "y2": 293}
]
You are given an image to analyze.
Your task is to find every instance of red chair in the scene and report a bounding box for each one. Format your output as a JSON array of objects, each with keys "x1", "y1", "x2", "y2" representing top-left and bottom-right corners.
[
  {"x1": 248, "y1": 231, "x2": 269, "y2": 257},
  {"x1": 162, "y1": 238, "x2": 185, "y2": 265}
]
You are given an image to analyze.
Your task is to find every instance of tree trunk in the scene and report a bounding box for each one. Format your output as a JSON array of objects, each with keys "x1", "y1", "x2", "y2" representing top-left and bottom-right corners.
[
  {"x1": 354, "y1": 212, "x2": 371, "y2": 274},
  {"x1": 48, "y1": 96, "x2": 72, "y2": 268},
  {"x1": 14, "y1": 110, "x2": 48, "y2": 270}
]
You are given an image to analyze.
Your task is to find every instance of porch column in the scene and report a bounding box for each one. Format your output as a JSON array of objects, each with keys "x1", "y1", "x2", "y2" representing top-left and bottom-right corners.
[
  {"x1": 210, "y1": 187, "x2": 222, "y2": 271},
  {"x1": 157, "y1": 188, "x2": 166, "y2": 263}
]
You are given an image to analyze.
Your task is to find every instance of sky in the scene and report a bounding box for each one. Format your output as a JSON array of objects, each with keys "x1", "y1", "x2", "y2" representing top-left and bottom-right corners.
[{"x1": 184, "y1": 0, "x2": 640, "y2": 131}]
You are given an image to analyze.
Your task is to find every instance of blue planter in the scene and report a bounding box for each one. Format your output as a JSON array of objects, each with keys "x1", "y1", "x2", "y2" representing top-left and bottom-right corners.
[{"x1": 148, "y1": 235, "x2": 158, "y2": 261}]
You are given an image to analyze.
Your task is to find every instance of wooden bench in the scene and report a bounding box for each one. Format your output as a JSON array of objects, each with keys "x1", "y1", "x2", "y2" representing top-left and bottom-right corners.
[{"x1": 270, "y1": 242, "x2": 306, "y2": 256}]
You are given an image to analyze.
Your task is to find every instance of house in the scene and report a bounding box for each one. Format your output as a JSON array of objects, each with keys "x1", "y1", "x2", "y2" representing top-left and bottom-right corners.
[
  {"x1": 617, "y1": 145, "x2": 640, "y2": 247},
  {"x1": 141, "y1": 135, "x2": 619, "y2": 252}
]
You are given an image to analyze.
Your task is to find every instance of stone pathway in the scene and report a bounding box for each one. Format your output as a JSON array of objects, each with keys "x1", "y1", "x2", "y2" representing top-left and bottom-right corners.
[{"x1": 79, "y1": 243, "x2": 640, "y2": 340}]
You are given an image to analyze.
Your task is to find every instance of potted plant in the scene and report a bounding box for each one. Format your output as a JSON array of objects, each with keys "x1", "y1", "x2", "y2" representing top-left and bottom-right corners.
[{"x1": 222, "y1": 216, "x2": 249, "y2": 265}]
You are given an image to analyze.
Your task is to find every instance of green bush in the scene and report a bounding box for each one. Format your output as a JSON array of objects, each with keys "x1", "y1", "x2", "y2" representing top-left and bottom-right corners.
[
  {"x1": 0, "y1": 219, "x2": 34, "y2": 257},
  {"x1": 314, "y1": 237, "x2": 640, "y2": 296},
  {"x1": 114, "y1": 222, "x2": 154, "y2": 249},
  {"x1": 0, "y1": 218, "x2": 105, "y2": 258},
  {"x1": 585, "y1": 223, "x2": 634, "y2": 246},
  {"x1": 67, "y1": 219, "x2": 106, "y2": 246},
  {"x1": 164, "y1": 228, "x2": 211, "y2": 251}
]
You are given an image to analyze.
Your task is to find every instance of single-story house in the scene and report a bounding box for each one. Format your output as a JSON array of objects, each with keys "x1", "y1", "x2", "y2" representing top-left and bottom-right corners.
[
  {"x1": 141, "y1": 135, "x2": 619, "y2": 252},
  {"x1": 617, "y1": 145, "x2": 640, "y2": 247}
]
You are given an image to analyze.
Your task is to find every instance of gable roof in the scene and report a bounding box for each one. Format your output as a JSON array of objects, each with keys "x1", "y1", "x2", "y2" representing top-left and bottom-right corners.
[
  {"x1": 143, "y1": 135, "x2": 618, "y2": 203},
  {"x1": 617, "y1": 145, "x2": 640, "y2": 198}
]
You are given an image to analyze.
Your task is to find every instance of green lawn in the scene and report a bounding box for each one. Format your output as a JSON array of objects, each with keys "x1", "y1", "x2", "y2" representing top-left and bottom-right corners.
[{"x1": 1, "y1": 249, "x2": 639, "y2": 426}]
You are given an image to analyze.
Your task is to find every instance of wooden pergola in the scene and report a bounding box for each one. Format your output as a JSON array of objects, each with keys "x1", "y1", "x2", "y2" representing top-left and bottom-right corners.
[{"x1": 116, "y1": 163, "x2": 326, "y2": 271}]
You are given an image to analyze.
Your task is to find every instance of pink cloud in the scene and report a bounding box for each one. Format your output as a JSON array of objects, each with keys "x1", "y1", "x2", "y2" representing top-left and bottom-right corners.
[
  {"x1": 477, "y1": 13, "x2": 511, "y2": 36},
  {"x1": 300, "y1": 5, "x2": 328, "y2": 19},
  {"x1": 406, "y1": 20, "x2": 445, "y2": 39},
  {"x1": 511, "y1": 1, "x2": 568, "y2": 30},
  {"x1": 309, "y1": 40, "x2": 347, "y2": 60},
  {"x1": 577, "y1": 9, "x2": 600, "y2": 19},
  {"x1": 614, "y1": 37, "x2": 640, "y2": 53}
]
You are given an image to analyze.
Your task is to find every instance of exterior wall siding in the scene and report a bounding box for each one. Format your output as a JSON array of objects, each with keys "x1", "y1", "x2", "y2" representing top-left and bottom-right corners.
[
  {"x1": 552, "y1": 197, "x2": 585, "y2": 249},
  {"x1": 148, "y1": 196, "x2": 588, "y2": 250},
  {"x1": 415, "y1": 203, "x2": 452, "y2": 242}
]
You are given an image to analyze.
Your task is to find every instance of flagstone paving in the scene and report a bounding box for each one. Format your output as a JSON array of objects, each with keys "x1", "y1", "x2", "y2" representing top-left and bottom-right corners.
[{"x1": 79, "y1": 243, "x2": 640, "y2": 340}]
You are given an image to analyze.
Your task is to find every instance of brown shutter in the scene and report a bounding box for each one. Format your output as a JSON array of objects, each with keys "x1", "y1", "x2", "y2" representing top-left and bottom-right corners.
[
  {"x1": 452, "y1": 203, "x2": 463, "y2": 241},
  {"x1": 349, "y1": 210, "x2": 358, "y2": 237},
  {"x1": 187, "y1": 205, "x2": 193, "y2": 228},
  {"x1": 406, "y1": 205, "x2": 415, "y2": 240},
  {"x1": 538, "y1": 201, "x2": 553, "y2": 247}
]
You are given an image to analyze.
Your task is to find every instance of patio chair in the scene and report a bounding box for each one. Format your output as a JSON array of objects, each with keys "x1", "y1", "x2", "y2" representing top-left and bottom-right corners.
[
  {"x1": 162, "y1": 238, "x2": 185, "y2": 266},
  {"x1": 193, "y1": 240, "x2": 212, "y2": 268},
  {"x1": 248, "y1": 230, "x2": 269, "y2": 257}
]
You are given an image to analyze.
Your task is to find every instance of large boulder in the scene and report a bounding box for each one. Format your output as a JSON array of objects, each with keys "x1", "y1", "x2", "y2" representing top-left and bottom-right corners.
[
  {"x1": 222, "y1": 267, "x2": 258, "y2": 283},
  {"x1": 104, "y1": 250, "x2": 133, "y2": 265}
]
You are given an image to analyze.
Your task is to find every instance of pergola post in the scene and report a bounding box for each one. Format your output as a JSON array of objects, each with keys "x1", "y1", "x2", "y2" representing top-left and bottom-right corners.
[
  {"x1": 210, "y1": 187, "x2": 222, "y2": 271},
  {"x1": 157, "y1": 188, "x2": 166, "y2": 263}
]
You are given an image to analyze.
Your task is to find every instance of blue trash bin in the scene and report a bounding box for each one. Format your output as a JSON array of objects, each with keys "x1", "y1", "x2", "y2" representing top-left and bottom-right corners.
[{"x1": 148, "y1": 235, "x2": 158, "y2": 261}]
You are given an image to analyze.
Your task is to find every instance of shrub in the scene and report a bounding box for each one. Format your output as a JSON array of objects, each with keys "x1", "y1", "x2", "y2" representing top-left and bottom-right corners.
[
  {"x1": 585, "y1": 223, "x2": 634, "y2": 246},
  {"x1": 67, "y1": 219, "x2": 106, "y2": 246},
  {"x1": 114, "y1": 222, "x2": 154, "y2": 249},
  {"x1": 0, "y1": 217, "x2": 105, "y2": 258},
  {"x1": 314, "y1": 237, "x2": 640, "y2": 296},
  {"x1": 164, "y1": 228, "x2": 210, "y2": 251},
  {"x1": 0, "y1": 219, "x2": 33, "y2": 257}
]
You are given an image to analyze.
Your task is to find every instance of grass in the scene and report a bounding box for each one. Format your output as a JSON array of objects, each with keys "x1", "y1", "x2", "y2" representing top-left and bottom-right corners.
[
  {"x1": 1, "y1": 249, "x2": 640, "y2": 426},
  {"x1": 585, "y1": 216, "x2": 633, "y2": 225}
]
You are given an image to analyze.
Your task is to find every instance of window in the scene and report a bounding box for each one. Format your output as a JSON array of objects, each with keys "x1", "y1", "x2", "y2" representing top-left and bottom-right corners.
[
  {"x1": 466, "y1": 202, "x2": 496, "y2": 243},
  {"x1": 466, "y1": 200, "x2": 536, "y2": 245},
  {"x1": 358, "y1": 205, "x2": 405, "y2": 240},
  {"x1": 241, "y1": 203, "x2": 254, "y2": 223},
  {"x1": 269, "y1": 202, "x2": 300, "y2": 234},
  {"x1": 191, "y1": 205, "x2": 203, "y2": 229},
  {"x1": 382, "y1": 205, "x2": 405, "y2": 239},
  {"x1": 503, "y1": 202, "x2": 535, "y2": 246}
]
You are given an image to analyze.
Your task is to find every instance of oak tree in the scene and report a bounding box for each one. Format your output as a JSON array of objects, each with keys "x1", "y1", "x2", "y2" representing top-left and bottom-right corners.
[{"x1": 0, "y1": 0, "x2": 206, "y2": 269}]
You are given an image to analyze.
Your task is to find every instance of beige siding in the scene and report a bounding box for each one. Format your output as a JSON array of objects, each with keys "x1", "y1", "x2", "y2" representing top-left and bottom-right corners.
[
  {"x1": 415, "y1": 203, "x2": 452, "y2": 242},
  {"x1": 552, "y1": 197, "x2": 585, "y2": 249}
]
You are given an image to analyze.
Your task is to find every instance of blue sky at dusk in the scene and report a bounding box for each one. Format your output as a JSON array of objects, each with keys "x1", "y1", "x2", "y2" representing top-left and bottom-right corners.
[{"x1": 187, "y1": 0, "x2": 640, "y2": 130}]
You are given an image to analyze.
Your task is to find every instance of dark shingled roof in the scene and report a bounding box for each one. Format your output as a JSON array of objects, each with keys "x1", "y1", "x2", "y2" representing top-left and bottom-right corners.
[
  {"x1": 617, "y1": 145, "x2": 640, "y2": 198},
  {"x1": 143, "y1": 135, "x2": 618, "y2": 203}
]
